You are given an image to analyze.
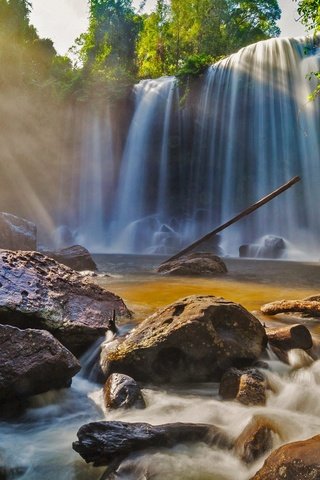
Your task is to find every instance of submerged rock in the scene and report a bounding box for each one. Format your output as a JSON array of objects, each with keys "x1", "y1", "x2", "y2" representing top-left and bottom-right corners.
[
  {"x1": 40, "y1": 244, "x2": 97, "y2": 272},
  {"x1": 103, "y1": 373, "x2": 146, "y2": 410},
  {"x1": 0, "y1": 250, "x2": 130, "y2": 355},
  {"x1": 0, "y1": 212, "x2": 36, "y2": 251},
  {"x1": 157, "y1": 253, "x2": 227, "y2": 276},
  {"x1": 101, "y1": 295, "x2": 267, "y2": 384},
  {"x1": 73, "y1": 420, "x2": 230, "y2": 466},
  {"x1": 0, "y1": 324, "x2": 80, "y2": 405},
  {"x1": 239, "y1": 235, "x2": 286, "y2": 259},
  {"x1": 250, "y1": 434, "x2": 320, "y2": 480},
  {"x1": 219, "y1": 368, "x2": 267, "y2": 406},
  {"x1": 235, "y1": 416, "x2": 280, "y2": 464}
]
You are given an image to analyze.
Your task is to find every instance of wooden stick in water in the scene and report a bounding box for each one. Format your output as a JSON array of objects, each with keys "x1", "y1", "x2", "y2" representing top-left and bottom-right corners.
[{"x1": 161, "y1": 176, "x2": 301, "y2": 265}]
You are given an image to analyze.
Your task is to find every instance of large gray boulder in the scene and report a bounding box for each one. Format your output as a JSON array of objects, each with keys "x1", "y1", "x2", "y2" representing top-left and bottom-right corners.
[
  {"x1": 0, "y1": 324, "x2": 80, "y2": 404},
  {"x1": 0, "y1": 212, "x2": 36, "y2": 251},
  {"x1": 0, "y1": 250, "x2": 130, "y2": 355},
  {"x1": 101, "y1": 295, "x2": 267, "y2": 384}
]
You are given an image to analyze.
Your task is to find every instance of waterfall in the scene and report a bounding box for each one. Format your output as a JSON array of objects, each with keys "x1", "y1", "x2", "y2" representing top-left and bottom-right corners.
[{"x1": 72, "y1": 35, "x2": 320, "y2": 258}]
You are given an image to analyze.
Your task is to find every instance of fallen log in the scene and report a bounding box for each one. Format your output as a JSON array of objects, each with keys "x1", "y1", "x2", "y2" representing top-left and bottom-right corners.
[
  {"x1": 73, "y1": 421, "x2": 231, "y2": 466},
  {"x1": 266, "y1": 324, "x2": 313, "y2": 351},
  {"x1": 261, "y1": 300, "x2": 320, "y2": 317},
  {"x1": 161, "y1": 176, "x2": 301, "y2": 265}
]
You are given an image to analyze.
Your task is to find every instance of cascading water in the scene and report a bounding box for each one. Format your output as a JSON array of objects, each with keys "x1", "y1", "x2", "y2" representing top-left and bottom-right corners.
[{"x1": 105, "y1": 35, "x2": 320, "y2": 257}]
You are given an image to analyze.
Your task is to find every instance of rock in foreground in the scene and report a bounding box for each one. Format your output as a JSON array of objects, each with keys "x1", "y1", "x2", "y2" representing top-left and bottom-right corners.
[
  {"x1": 0, "y1": 250, "x2": 130, "y2": 355},
  {"x1": 251, "y1": 434, "x2": 320, "y2": 479},
  {"x1": 219, "y1": 368, "x2": 267, "y2": 406},
  {"x1": 0, "y1": 324, "x2": 80, "y2": 405},
  {"x1": 101, "y1": 295, "x2": 267, "y2": 384},
  {"x1": 73, "y1": 421, "x2": 230, "y2": 466},
  {"x1": 157, "y1": 253, "x2": 227, "y2": 276},
  {"x1": 41, "y1": 245, "x2": 97, "y2": 272},
  {"x1": 0, "y1": 212, "x2": 36, "y2": 251}
]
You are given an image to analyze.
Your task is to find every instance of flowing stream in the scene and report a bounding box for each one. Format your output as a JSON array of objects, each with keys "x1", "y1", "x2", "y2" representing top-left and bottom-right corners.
[{"x1": 2, "y1": 257, "x2": 320, "y2": 479}]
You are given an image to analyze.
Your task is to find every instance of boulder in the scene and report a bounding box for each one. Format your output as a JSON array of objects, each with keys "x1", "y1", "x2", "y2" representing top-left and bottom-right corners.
[
  {"x1": 0, "y1": 324, "x2": 80, "y2": 405},
  {"x1": 40, "y1": 245, "x2": 97, "y2": 272},
  {"x1": 266, "y1": 324, "x2": 313, "y2": 351},
  {"x1": 239, "y1": 236, "x2": 286, "y2": 259},
  {"x1": 0, "y1": 212, "x2": 36, "y2": 251},
  {"x1": 219, "y1": 368, "x2": 267, "y2": 406},
  {"x1": 157, "y1": 253, "x2": 227, "y2": 276},
  {"x1": 101, "y1": 295, "x2": 267, "y2": 384},
  {"x1": 103, "y1": 373, "x2": 146, "y2": 410},
  {"x1": 235, "y1": 416, "x2": 280, "y2": 464},
  {"x1": 0, "y1": 250, "x2": 130, "y2": 355},
  {"x1": 250, "y1": 434, "x2": 320, "y2": 480},
  {"x1": 73, "y1": 421, "x2": 231, "y2": 466}
]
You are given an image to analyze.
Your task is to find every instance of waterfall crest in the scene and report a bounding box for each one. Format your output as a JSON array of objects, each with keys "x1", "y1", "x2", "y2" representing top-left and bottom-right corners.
[{"x1": 74, "y1": 35, "x2": 320, "y2": 258}]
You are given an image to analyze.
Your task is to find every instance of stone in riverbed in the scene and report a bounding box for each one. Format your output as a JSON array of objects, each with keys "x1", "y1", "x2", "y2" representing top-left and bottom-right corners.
[
  {"x1": 0, "y1": 250, "x2": 130, "y2": 355},
  {"x1": 235, "y1": 416, "x2": 281, "y2": 464},
  {"x1": 0, "y1": 212, "x2": 36, "y2": 251},
  {"x1": 250, "y1": 434, "x2": 320, "y2": 480},
  {"x1": 103, "y1": 373, "x2": 146, "y2": 410},
  {"x1": 101, "y1": 295, "x2": 267, "y2": 384},
  {"x1": 40, "y1": 244, "x2": 98, "y2": 272},
  {"x1": 219, "y1": 368, "x2": 267, "y2": 406},
  {"x1": 157, "y1": 253, "x2": 227, "y2": 276},
  {"x1": 73, "y1": 420, "x2": 231, "y2": 466},
  {"x1": 0, "y1": 324, "x2": 80, "y2": 405}
]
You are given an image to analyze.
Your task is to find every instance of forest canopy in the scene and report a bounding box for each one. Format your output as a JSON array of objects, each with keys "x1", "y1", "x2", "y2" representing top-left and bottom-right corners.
[{"x1": 1, "y1": 0, "x2": 319, "y2": 101}]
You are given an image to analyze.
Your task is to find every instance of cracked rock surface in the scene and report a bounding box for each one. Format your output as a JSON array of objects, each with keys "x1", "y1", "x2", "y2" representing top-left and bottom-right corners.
[{"x1": 0, "y1": 250, "x2": 130, "y2": 355}]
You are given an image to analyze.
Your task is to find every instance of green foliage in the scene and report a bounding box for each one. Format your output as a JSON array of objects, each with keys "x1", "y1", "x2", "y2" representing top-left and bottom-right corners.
[
  {"x1": 295, "y1": 0, "x2": 320, "y2": 100},
  {"x1": 76, "y1": 0, "x2": 142, "y2": 100},
  {"x1": 136, "y1": 0, "x2": 281, "y2": 79},
  {"x1": 176, "y1": 54, "x2": 214, "y2": 81},
  {"x1": 295, "y1": 0, "x2": 320, "y2": 31}
]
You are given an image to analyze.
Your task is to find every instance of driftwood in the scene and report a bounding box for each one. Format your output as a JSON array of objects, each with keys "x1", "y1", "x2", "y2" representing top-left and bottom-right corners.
[
  {"x1": 161, "y1": 176, "x2": 301, "y2": 265},
  {"x1": 266, "y1": 324, "x2": 313, "y2": 351},
  {"x1": 73, "y1": 421, "x2": 231, "y2": 466},
  {"x1": 261, "y1": 300, "x2": 320, "y2": 317}
]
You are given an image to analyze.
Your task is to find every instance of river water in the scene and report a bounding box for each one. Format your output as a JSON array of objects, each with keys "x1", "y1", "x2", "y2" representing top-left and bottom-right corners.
[{"x1": 2, "y1": 256, "x2": 320, "y2": 479}]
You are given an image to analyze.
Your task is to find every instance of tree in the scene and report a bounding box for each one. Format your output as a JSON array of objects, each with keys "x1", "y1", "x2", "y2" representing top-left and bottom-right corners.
[
  {"x1": 136, "y1": 0, "x2": 172, "y2": 77},
  {"x1": 79, "y1": 0, "x2": 141, "y2": 90},
  {"x1": 226, "y1": 0, "x2": 281, "y2": 52},
  {"x1": 294, "y1": 0, "x2": 320, "y2": 99}
]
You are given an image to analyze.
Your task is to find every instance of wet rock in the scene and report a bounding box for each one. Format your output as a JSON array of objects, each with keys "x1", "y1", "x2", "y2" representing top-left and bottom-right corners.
[
  {"x1": 0, "y1": 250, "x2": 130, "y2": 355},
  {"x1": 239, "y1": 236, "x2": 286, "y2": 259},
  {"x1": 219, "y1": 368, "x2": 267, "y2": 406},
  {"x1": 157, "y1": 253, "x2": 227, "y2": 276},
  {"x1": 250, "y1": 434, "x2": 320, "y2": 480},
  {"x1": 266, "y1": 324, "x2": 313, "y2": 351},
  {"x1": 0, "y1": 212, "x2": 36, "y2": 251},
  {"x1": 40, "y1": 245, "x2": 97, "y2": 272},
  {"x1": 101, "y1": 295, "x2": 267, "y2": 384},
  {"x1": 0, "y1": 324, "x2": 80, "y2": 405},
  {"x1": 235, "y1": 416, "x2": 280, "y2": 464},
  {"x1": 103, "y1": 373, "x2": 146, "y2": 410},
  {"x1": 73, "y1": 420, "x2": 231, "y2": 466},
  {"x1": 261, "y1": 300, "x2": 320, "y2": 317}
]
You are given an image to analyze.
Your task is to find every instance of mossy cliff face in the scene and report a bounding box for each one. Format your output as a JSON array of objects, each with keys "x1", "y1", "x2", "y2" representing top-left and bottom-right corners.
[{"x1": 101, "y1": 295, "x2": 267, "y2": 384}]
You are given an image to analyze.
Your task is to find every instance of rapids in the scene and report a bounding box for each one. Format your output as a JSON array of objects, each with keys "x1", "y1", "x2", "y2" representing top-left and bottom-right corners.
[{"x1": 2, "y1": 256, "x2": 320, "y2": 479}]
